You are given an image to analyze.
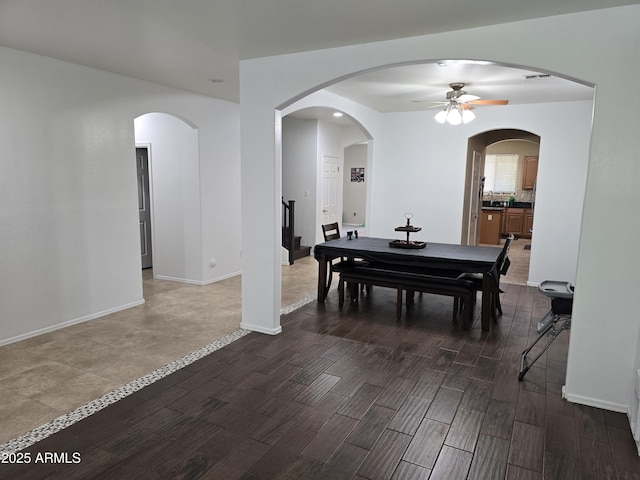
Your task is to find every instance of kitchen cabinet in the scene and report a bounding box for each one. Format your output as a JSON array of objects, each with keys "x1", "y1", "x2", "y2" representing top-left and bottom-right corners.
[
  {"x1": 480, "y1": 210, "x2": 503, "y2": 245},
  {"x1": 503, "y1": 207, "x2": 534, "y2": 238},
  {"x1": 522, "y1": 156, "x2": 538, "y2": 190},
  {"x1": 525, "y1": 210, "x2": 534, "y2": 236},
  {"x1": 504, "y1": 208, "x2": 525, "y2": 236}
]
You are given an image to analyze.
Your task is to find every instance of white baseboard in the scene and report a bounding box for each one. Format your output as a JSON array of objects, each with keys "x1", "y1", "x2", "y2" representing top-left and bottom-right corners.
[
  {"x1": 202, "y1": 271, "x2": 242, "y2": 285},
  {"x1": 0, "y1": 299, "x2": 146, "y2": 347},
  {"x1": 281, "y1": 246, "x2": 291, "y2": 265},
  {"x1": 153, "y1": 274, "x2": 204, "y2": 285},
  {"x1": 564, "y1": 390, "x2": 629, "y2": 414},
  {"x1": 155, "y1": 271, "x2": 241, "y2": 286},
  {"x1": 564, "y1": 389, "x2": 640, "y2": 456},
  {"x1": 240, "y1": 322, "x2": 282, "y2": 335}
]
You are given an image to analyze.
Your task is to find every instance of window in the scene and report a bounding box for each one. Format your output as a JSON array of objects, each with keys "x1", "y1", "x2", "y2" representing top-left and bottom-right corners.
[{"x1": 484, "y1": 154, "x2": 519, "y2": 193}]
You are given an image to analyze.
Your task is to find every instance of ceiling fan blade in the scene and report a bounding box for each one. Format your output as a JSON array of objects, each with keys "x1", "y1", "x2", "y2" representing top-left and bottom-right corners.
[
  {"x1": 411, "y1": 100, "x2": 450, "y2": 110},
  {"x1": 424, "y1": 104, "x2": 451, "y2": 110},
  {"x1": 457, "y1": 94, "x2": 480, "y2": 103},
  {"x1": 461, "y1": 104, "x2": 475, "y2": 110},
  {"x1": 468, "y1": 99, "x2": 509, "y2": 105},
  {"x1": 411, "y1": 99, "x2": 447, "y2": 104}
]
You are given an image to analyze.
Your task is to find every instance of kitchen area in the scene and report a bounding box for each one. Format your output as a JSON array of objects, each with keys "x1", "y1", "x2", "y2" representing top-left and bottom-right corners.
[
  {"x1": 480, "y1": 192, "x2": 535, "y2": 246},
  {"x1": 479, "y1": 140, "x2": 538, "y2": 245},
  {"x1": 478, "y1": 140, "x2": 538, "y2": 284}
]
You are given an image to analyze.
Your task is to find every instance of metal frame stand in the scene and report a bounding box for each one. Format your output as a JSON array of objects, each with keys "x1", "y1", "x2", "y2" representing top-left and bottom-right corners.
[
  {"x1": 519, "y1": 312, "x2": 571, "y2": 381},
  {"x1": 518, "y1": 280, "x2": 574, "y2": 381}
]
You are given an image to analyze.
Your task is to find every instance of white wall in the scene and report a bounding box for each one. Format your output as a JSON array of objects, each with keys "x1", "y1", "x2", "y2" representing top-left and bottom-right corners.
[
  {"x1": 373, "y1": 101, "x2": 592, "y2": 286},
  {"x1": 282, "y1": 116, "x2": 318, "y2": 249},
  {"x1": 240, "y1": 6, "x2": 640, "y2": 414},
  {"x1": 343, "y1": 144, "x2": 367, "y2": 226},
  {"x1": 0, "y1": 45, "x2": 241, "y2": 345}
]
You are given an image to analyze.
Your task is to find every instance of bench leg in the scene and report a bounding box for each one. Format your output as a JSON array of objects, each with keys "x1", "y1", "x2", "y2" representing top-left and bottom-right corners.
[
  {"x1": 396, "y1": 288, "x2": 403, "y2": 320},
  {"x1": 462, "y1": 293, "x2": 473, "y2": 330},
  {"x1": 338, "y1": 276, "x2": 345, "y2": 308},
  {"x1": 406, "y1": 290, "x2": 415, "y2": 310},
  {"x1": 350, "y1": 282, "x2": 359, "y2": 303}
]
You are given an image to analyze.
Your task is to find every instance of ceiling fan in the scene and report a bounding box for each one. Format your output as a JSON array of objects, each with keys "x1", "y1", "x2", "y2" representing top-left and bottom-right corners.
[{"x1": 416, "y1": 83, "x2": 509, "y2": 124}]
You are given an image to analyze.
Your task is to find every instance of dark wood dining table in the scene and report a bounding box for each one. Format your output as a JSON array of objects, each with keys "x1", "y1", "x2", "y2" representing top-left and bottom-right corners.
[{"x1": 314, "y1": 236, "x2": 503, "y2": 331}]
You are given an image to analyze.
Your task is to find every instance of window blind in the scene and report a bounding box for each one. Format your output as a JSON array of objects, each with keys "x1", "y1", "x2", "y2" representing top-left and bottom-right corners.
[{"x1": 484, "y1": 154, "x2": 519, "y2": 193}]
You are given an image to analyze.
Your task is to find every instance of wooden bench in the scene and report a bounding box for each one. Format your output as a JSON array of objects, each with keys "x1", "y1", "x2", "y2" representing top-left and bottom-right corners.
[{"x1": 338, "y1": 267, "x2": 477, "y2": 329}]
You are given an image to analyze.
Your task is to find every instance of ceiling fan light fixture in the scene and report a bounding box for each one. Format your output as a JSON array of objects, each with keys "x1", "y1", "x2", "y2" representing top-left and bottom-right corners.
[
  {"x1": 447, "y1": 108, "x2": 462, "y2": 125},
  {"x1": 435, "y1": 103, "x2": 473, "y2": 125},
  {"x1": 431, "y1": 82, "x2": 506, "y2": 125},
  {"x1": 434, "y1": 109, "x2": 448, "y2": 123}
]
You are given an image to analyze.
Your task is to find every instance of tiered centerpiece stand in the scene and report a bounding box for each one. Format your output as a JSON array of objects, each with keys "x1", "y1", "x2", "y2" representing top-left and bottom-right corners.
[{"x1": 389, "y1": 213, "x2": 426, "y2": 249}]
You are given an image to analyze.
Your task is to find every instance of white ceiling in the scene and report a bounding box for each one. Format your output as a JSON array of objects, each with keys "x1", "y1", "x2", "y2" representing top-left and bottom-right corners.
[
  {"x1": 0, "y1": 1, "x2": 631, "y2": 108},
  {"x1": 325, "y1": 62, "x2": 596, "y2": 113}
]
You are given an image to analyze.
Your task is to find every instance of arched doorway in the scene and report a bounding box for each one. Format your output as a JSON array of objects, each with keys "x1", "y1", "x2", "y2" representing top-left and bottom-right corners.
[
  {"x1": 463, "y1": 129, "x2": 541, "y2": 285},
  {"x1": 240, "y1": 55, "x2": 594, "y2": 335},
  {"x1": 281, "y1": 105, "x2": 372, "y2": 249},
  {"x1": 279, "y1": 106, "x2": 371, "y2": 309},
  {"x1": 134, "y1": 112, "x2": 201, "y2": 286}
]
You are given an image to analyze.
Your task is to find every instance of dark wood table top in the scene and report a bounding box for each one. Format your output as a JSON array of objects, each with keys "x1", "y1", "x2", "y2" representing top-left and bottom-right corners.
[{"x1": 314, "y1": 236, "x2": 501, "y2": 274}]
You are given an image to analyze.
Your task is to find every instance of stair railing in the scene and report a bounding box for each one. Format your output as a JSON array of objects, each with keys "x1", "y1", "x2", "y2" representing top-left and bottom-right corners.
[{"x1": 282, "y1": 198, "x2": 295, "y2": 265}]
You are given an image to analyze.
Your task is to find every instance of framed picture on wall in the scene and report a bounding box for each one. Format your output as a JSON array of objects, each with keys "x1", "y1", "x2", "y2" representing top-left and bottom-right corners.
[{"x1": 351, "y1": 167, "x2": 365, "y2": 182}]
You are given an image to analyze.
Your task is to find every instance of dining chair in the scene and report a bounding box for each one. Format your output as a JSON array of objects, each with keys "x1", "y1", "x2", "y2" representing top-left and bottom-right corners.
[
  {"x1": 321, "y1": 222, "x2": 368, "y2": 298},
  {"x1": 453, "y1": 234, "x2": 514, "y2": 320},
  {"x1": 321, "y1": 222, "x2": 341, "y2": 242}
]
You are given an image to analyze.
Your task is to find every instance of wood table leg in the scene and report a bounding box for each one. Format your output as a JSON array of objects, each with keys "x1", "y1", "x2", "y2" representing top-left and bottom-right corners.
[
  {"x1": 317, "y1": 256, "x2": 328, "y2": 303},
  {"x1": 481, "y1": 273, "x2": 492, "y2": 331}
]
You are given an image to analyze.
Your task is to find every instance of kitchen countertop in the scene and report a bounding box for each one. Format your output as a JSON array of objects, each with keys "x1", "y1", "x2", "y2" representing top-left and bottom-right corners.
[{"x1": 482, "y1": 201, "x2": 533, "y2": 209}]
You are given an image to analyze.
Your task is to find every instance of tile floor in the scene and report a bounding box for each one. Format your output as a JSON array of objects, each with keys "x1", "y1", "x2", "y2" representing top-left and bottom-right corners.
[
  {"x1": 499, "y1": 237, "x2": 532, "y2": 286},
  {"x1": 0, "y1": 241, "x2": 530, "y2": 447}
]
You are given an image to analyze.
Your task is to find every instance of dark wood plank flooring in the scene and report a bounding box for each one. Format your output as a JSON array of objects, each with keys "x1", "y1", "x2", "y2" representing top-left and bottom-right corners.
[{"x1": 2, "y1": 284, "x2": 639, "y2": 479}]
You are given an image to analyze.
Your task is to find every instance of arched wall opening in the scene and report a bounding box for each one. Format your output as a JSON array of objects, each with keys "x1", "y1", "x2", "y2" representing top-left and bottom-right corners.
[
  {"x1": 239, "y1": 7, "x2": 640, "y2": 432},
  {"x1": 243, "y1": 56, "x2": 594, "y2": 337},
  {"x1": 281, "y1": 105, "x2": 371, "y2": 261},
  {"x1": 276, "y1": 61, "x2": 592, "y2": 288},
  {"x1": 134, "y1": 112, "x2": 202, "y2": 287},
  {"x1": 463, "y1": 129, "x2": 542, "y2": 284}
]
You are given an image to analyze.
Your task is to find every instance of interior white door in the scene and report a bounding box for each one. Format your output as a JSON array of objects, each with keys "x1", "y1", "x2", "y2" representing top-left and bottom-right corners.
[
  {"x1": 467, "y1": 150, "x2": 483, "y2": 245},
  {"x1": 322, "y1": 155, "x2": 341, "y2": 225}
]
